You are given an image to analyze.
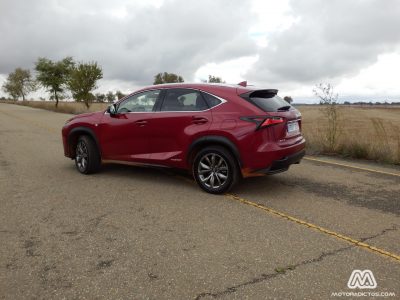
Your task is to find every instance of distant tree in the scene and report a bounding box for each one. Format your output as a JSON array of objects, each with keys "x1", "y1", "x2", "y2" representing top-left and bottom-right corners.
[
  {"x1": 2, "y1": 82, "x2": 19, "y2": 100},
  {"x1": 106, "y1": 91, "x2": 115, "y2": 103},
  {"x1": 2, "y1": 68, "x2": 37, "y2": 101},
  {"x1": 208, "y1": 75, "x2": 225, "y2": 83},
  {"x1": 67, "y1": 62, "x2": 103, "y2": 108},
  {"x1": 116, "y1": 90, "x2": 126, "y2": 100},
  {"x1": 343, "y1": 101, "x2": 351, "y2": 105},
  {"x1": 95, "y1": 93, "x2": 106, "y2": 103},
  {"x1": 153, "y1": 72, "x2": 184, "y2": 84},
  {"x1": 35, "y1": 57, "x2": 74, "y2": 107},
  {"x1": 283, "y1": 96, "x2": 293, "y2": 104}
]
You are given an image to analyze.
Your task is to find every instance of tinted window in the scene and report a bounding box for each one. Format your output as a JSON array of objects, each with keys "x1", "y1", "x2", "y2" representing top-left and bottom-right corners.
[
  {"x1": 245, "y1": 90, "x2": 292, "y2": 112},
  {"x1": 202, "y1": 92, "x2": 222, "y2": 108},
  {"x1": 117, "y1": 90, "x2": 160, "y2": 113},
  {"x1": 161, "y1": 89, "x2": 208, "y2": 111}
]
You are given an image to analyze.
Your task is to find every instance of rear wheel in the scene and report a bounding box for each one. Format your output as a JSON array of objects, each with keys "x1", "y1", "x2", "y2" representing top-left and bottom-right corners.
[
  {"x1": 75, "y1": 135, "x2": 101, "y2": 174},
  {"x1": 193, "y1": 146, "x2": 239, "y2": 194}
]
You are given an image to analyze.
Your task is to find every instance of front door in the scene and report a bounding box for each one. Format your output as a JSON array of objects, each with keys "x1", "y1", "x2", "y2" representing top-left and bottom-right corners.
[{"x1": 100, "y1": 89, "x2": 161, "y2": 162}]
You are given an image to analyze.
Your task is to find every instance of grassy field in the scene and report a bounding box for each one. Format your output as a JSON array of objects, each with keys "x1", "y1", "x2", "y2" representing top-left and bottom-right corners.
[
  {"x1": 3, "y1": 100, "x2": 400, "y2": 164},
  {"x1": 298, "y1": 105, "x2": 400, "y2": 164}
]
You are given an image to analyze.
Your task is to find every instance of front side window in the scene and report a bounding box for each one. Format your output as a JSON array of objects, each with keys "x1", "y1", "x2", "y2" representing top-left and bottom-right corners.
[
  {"x1": 161, "y1": 89, "x2": 208, "y2": 112},
  {"x1": 117, "y1": 90, "x2": 160, "y2": 113}
]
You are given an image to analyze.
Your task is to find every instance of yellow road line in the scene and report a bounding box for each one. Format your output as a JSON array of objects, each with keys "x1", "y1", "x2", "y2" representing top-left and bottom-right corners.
[
  {"x1": 304, "y1": 156, "x2": 400, "y2": 177},
  {"x1": 225, "y1": 193, "x2": 400, "y2": 263}
]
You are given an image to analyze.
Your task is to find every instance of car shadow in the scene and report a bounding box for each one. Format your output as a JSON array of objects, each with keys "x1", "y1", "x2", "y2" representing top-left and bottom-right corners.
[{"x1": 65, "y1": 161, "x2": 294, "y2": 195}]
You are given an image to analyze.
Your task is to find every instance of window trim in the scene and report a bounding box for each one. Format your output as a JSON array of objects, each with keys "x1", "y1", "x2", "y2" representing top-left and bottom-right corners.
[
  {"x1": 104, "y1": 88, "x2": 227, "y2": 114},
  {"x1": 156, "y1": 88, "x2": 227, "y2": 113}
]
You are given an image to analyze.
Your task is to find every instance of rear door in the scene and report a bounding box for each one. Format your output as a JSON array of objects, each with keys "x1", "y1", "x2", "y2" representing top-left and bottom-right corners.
[
  {"x1": 100, "y1": 89, "x2": 161, "y2": 162},
  {"x1": 148, "y1": 88, "x2": 212, "y2": 167}
]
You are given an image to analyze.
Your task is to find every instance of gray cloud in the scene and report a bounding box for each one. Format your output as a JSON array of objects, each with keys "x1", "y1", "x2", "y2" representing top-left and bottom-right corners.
[
  {"x1": 0, "y1": 0, "x2": 257, "y2": 85},
  {"x1": 247, "y1": 0, "x2": 400, "y2": 86}
]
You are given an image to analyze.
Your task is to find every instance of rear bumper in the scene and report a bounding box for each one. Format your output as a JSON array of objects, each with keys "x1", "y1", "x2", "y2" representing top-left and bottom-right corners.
[
  {"x1": 242, "y1": 144, "x2": 305, "y2": 177},
  {"x1": 254, "y1": 149, "x2": 305, "y2": 175}
]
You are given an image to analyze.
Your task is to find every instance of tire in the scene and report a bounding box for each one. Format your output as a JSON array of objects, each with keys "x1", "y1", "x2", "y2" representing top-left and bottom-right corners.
[
  {"x1": 193, "y1": 146, "x2": 240, "y2": 194},
  {"x1": 75, "y1": 135, "x2": 101, "y2": 174}
]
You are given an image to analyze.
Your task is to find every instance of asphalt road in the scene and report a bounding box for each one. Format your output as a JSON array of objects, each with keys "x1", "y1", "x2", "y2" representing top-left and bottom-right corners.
[{"x1": 0, "y1": 103, "x2": 399, "y2": 299}]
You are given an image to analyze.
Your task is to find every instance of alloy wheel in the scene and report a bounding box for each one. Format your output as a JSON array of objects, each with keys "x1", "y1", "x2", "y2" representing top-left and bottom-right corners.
[
  {"x1": 197, "y1": 153, "x2": 229, "y2": 189},
  {"x1": 76, "y1": 140, "x2": 88, "y2": 172}
]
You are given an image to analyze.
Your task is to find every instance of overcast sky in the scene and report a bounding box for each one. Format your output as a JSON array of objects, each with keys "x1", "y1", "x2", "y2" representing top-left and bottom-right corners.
[{"x1": 1, "y1": 0, "x2": 400, "y2": 102}]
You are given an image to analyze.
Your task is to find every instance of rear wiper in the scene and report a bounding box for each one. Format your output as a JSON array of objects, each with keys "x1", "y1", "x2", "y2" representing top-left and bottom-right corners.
[{"x1": 277, "y1": 105, "x2": 291, "y2": 111}]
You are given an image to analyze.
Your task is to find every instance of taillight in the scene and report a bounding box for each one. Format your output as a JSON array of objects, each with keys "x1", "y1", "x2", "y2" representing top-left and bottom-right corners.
[
  {"x1": 240, "y1": 116, "x2": 285, "y2": 130},
  {"x1": 260, "y1": 117, "x2": 284, "y2": 128}
]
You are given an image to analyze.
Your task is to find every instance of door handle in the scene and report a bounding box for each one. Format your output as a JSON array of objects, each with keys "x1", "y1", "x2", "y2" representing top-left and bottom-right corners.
[
  {"x1": 135, "y1": 120, "x2": 148, "y2": 126},
  {"x1": 191, "y1": 117, "x2": 208, "y2": 124}
]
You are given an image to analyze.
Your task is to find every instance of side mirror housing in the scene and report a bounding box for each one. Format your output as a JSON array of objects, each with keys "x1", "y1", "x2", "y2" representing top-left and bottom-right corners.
[{"x1": 108, "y1": 104, "x2": 117, "y2": 115}]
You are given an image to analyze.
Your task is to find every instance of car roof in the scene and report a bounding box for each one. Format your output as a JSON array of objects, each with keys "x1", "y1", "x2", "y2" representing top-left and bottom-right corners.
[{"x1": 134, "y1": 82, "x2": 274, "y2": 96}]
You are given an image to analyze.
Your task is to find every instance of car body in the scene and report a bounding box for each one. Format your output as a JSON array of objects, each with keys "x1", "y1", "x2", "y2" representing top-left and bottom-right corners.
[{"x1": 62, "y1": 83, "x2": 305, "y2": 193}]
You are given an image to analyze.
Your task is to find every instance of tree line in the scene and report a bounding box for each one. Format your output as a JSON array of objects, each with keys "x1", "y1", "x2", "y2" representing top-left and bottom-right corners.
[
  {"x1": 2, "y1": 57, "x2": 230, "y2": 108},
  {"x1": 2, "y1": 57, "x2": 104, "y2": 108}
]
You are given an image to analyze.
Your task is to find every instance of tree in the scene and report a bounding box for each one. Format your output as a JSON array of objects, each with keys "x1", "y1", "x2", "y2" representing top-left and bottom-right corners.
[
  {"x1": 2, "y1": 68, "x2": 37, "y2": 101},
  {"x1": 208, "y1": 75, "x2": 225, "y2": 83},
  {"x1": 283, "y1": 96, "x2": 293, "y2": 104},
  {"x1": 67, "y1": 62, "x2": 103, "y2": 108},
  {"x1": 153, "y1": 72, "x2": 184, "y2": 84},
  {"x1": 95, "y1": 93, "x2": 106, "y2": 103},
  {"x1": 35, "y1": 57, "x2": 74, "y2": 107},
  {"x1": 313, "y1": 83, "x2": 341, "y2": 152},
  {"x1": 116, "y1": 91, "x2": 126, "y2": 100},
  {"x1": 106, "y1": 91, "x2": 115, "y2": 103}
]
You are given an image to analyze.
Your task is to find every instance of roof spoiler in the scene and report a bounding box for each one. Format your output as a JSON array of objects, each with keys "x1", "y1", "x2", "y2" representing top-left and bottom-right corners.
[{"x1": 240, "y1": 89, "x2": 278, "y2": 100}]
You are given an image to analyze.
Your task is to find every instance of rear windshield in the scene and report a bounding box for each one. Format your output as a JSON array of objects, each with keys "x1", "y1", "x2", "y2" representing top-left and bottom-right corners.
[
  {"x1": 243, "y1": 90, "x2": 292, "y2": 112},
  {"x1": 250, "y1": 95, "x2": 292, "y2": 112}
]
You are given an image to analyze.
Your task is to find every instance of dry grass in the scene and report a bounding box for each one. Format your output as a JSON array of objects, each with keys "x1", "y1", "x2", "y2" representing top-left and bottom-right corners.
[
  {"x1": 1, "y1": 100, "x2": 110, "y2": 114},
  {"x1": 2, "y1": 100, "x2": 400, "y2": 164},
  {"x1": 298, "y1": 105, "x2": 400, "y2": 164}
]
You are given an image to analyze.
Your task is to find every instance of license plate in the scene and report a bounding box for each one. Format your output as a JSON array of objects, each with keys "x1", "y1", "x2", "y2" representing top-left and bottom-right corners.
[{"x1": 287, "y1": 121, "x2": 299, "y2": 133}]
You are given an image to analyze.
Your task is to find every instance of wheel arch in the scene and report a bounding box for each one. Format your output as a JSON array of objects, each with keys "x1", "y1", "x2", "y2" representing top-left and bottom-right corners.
[
  {"x1": 187, "y1": 135, "x2": 242, "y2": 168},
  {"x1": 68, "y1": 127, "x2": 101, "y2": 159}
]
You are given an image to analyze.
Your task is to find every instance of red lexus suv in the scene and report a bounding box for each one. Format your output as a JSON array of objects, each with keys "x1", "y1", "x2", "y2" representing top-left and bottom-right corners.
[{"x1": 62, "y1": 83, "x2": 305, "y2": 193}]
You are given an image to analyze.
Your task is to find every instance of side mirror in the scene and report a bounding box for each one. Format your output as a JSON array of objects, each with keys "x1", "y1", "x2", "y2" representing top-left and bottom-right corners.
[{"x1": 108, "y1": 104, "x2": 117, "y2": 115}]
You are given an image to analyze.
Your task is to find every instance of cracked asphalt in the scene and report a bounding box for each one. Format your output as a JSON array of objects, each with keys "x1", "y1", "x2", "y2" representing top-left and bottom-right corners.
[{"x1": 0, "y1": 103, "x2": 399, "y2": 299}]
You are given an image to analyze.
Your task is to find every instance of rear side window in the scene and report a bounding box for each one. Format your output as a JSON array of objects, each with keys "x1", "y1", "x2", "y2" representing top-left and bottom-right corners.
[
  {"x1": 201, "y1": 92, "x2": 222, "y2": 108},
  {"x1": 244, "y1": 90, "x2": 292, "y2": 112},
  {"x1": 161, "y1": 89, "x2": 208, "y2": 111}
]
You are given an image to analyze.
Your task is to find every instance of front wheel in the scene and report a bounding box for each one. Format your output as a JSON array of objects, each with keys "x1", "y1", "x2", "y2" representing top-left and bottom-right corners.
[
  {"x1": 75, "y1": 135, "x2": 101, "y2": 174},
  {"x1": 193, "y1": 146, "x2": 239, "y2": 194}
]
